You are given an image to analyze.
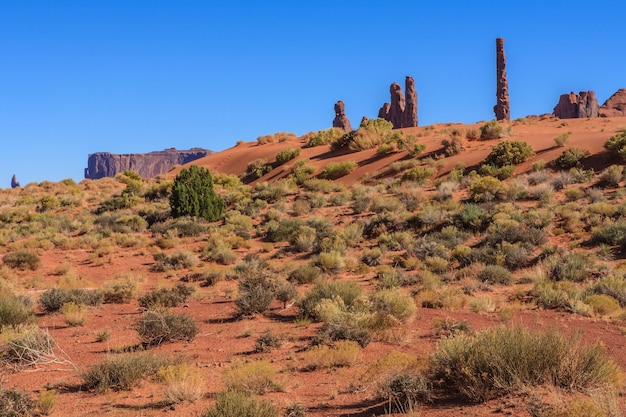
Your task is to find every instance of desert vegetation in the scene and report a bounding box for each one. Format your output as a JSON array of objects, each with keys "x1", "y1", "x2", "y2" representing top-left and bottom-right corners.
[{"x1": 1, "y1": 117, "x2": 626, "y2": 416}]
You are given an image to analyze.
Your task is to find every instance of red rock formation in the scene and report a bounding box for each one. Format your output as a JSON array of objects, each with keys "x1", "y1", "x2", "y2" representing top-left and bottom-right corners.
[
  {"x1": 494, "y1": 38, "x2": 510, "y2": 121},
  {"x1": 553, "y1": 91, "x2": 599, "y2": 119},
  {"x1": 332, "y1": 100, "x2": 353, "y2": 131},
  {"x1": 389, "y1": 82, "x2": 405, "y2": 129},
  {"x1": 599, "y1": 88, "x2": 626, "y2": 117},
  {"x1": 85, "y1": 148, "x2": 211, "y2": 179},
  {"x1": 10, "y1": 174, "x2": 20, "y2": 188},
  {"x1": 378, "y1": 103, "x2": 391, "y2": 121},
  {"x1": 403, "y1": 76, "x2": 418, "y2": 127}
]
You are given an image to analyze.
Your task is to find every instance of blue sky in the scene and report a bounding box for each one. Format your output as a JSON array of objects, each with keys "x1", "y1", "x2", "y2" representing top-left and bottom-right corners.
[{"x1": 2, "y1": 1, "x2": 625, "y2": 185}]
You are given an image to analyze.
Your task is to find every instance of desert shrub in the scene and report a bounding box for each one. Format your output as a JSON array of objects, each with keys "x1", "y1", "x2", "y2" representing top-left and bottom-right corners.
[
  {"x1": 254, "y1": 330, "x2": 282, "y2": 353},
  {"x1": 170, "y1": 165, "x2": 225, "y2": 221},
  {"x1": 157, "y1": 363, "x2": 205, "y2": 404},
  {"x1": 320, "y1": 160, "x2": 357, "y2": 179},
  {"x1": 484, "y1": 140, "x2": 534, "y2": 167},
  {"x1": 546, "y1": 252, "x2": 592, "y2": 282},
  {"x1": 317, "y1": 250, "x2": 345, "y2": 273},
  {"x1": 102, "y1": 277, "x2": 137, "y2": 304},
  {"x1": 0, "y1": 387, "x2": 36, "y2": 417},
  {"x1": 377, "y1": 142, "x2": 394, "y2": 154},
  {"x1": 317, "y1": 320, "x2": 372, "y2": 348},
  {"x1": 138, "y1": 284, "x2": 194, "y2": 309},
  {"x1": 307, "y1": 127, "x2": 345, "y2": 147},
  {"x1": 39, "y1": 288, "x2": 103, "y2": 313},
  {"x1": 370, "y1": 289, "x2": 416, "y2": 325},
  {"x1": 479, "y1": 164, "x2": 515, "y2": 180},
  {"x1": 285, "y1": 403, "x2": 307, "y2": 417},
  {"x1": 388, "y1": 159, "x2": 419, "y2": 174},
  {"x1": 591, "y1": 275, "x2": 626, "y2": 306},
  {"x1": 299, "y1": 280, "x2": 363, "y2": 320},
  {"x1": 479, "y1": 120, "x2": 510, "y2": 140},
  {"x1": 455, "y1": 203, "x2": 489, "y2": 231},
  {"x1": 289, "y1": 264, "x2": 322, "y2": 284},
  {"x1": 37, "y1": 195, "x2": 60, "y2": 212},
  {"x1": 477, "y1": 265, "x2": 513, "y2": 285},
  {"x1": 247, "y1": 158, "x2": 272, "y2": 178},
  {"x1": 275, "y1": 147, "x2": 301, "y2": 165},
  {"x1": 290, "y1": 225, "x2": 316, "y2": 252},
  {"x1": 407, "y1": 142, "x2": 427, "y2": 157},
  {"x1": 236, "y1": 273, "x2": 275, "y2": 316},
  {"x1": 223, "y1": 360, "x2": 281, "y2": 395},
  {"x1": 603, "y1": 130, "x2": 626, "y2": 159},
  {"x1": 81, "y1": 352, "x2": 172, "y2": 392},
  {"x1": 598, "y1": 164, "x2": 624, "y2": 188},
  {"x1": 340, "y1": 222, "x2": 364, "y2": 247},
  {"x1": 303, "y1": 340, "x2": 361, "y2": 370},
  {"x1": 202, "y1": 390, "x2": 279, "y2": 417},
  {"x1": 152, "y1": 250, "x2": 198, "y2": 271},
  {"x1": 554, "y1": 131, "x2": 571, "y2": 147},
  {"x1": 302, "y1": 178, "x2": 346, "y2": 194},
  {"x1": 1, "y1": 325, "x2": 63, "y2": 370},
  {"x1": 0, "y1": 291, "x2": 34, "y2": 327},
  {"x1": 150, "y1": 217, "x2": 207, "y2": 237},
  {"x1": 379, "y1": 372, "x2": 430, "y2": 414},
  {"x1": 430, "y1": 326, "x2": 621, "y2": 402},
  {"x1": 441, "y1": 136, "x2": 465, "y2": 156},
  {"x1": 468, "y1": 176, "x2": 505, "y2": 202},
  {"x1": 292, "y1": 159, "x2": 315, "y2": 184},
  {"x1": 95, "y1": 213, "x2": 148, "y2": 234},
  {"x1": 136, "y1": 310, "x2": 199, "y2": 347},
  {"x1": 59, "y1": 302, "x2": 87, "y2": 326},
  {"x1": 2, "y1": 250, "x2": 40, "y2": 270},
  {"x1": 554, "y1": 144, "x2": 587, "y2": 167},
  {"x1": 401, "y1": 166, "x2": 435, "y2": 184},
  {"x1": 584, "y1": 294, "x2": 621, "y2": 316}
]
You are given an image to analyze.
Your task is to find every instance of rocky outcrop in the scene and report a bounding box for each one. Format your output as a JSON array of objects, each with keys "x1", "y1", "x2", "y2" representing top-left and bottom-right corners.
[
  {"x1": 10, "y1": 174, "x2": 20, "y2": 188},
  {"x1": 494, "y1": 38, "x2": 510, "y2": 121},
  {"x1": 378, "y1": 103, "x2": 391, "y2": 121},
  {"x1": 599, "y1": 88, "x2": 626, "y2": 117},
  {"x1": 332, "y1": 100, "x2": 353, "y2": 131},
  {"x1": 389, "y1": 82, "x2": 406, "y2": 129},
  {"x1": 377, "y1": 77, "x2": 418, "y2": 128},
  {"x1": 85, "y1": 148, "x2": 211, "y2": 180},
  {"x1": 403, "y1": 76, "x2": 418, "y2": 127},
  {"x1": 553, "y1": 91, "x2": 599, "y2": 119}
]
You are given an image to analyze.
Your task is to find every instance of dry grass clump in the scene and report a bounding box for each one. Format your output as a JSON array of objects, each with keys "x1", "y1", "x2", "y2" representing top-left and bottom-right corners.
[
  {"x1": 59, "y1": 302, "x2": 87, "y2": 326},
  {"x1": 222, "y1": 360, "x2": 282, "y2": 395},
  {"x1": 0, "y1": 291, "x2": 34, "y2": 327},
  {"x1": 39, "y1": 288, "x2": 103, "y2": 313},
  {"x1": 202, "y1": 390, "x2": 279, "y2": 417},
  {"x1": 81, "y1": 352, "x2": 174, "y2": 393},
  {"x1": 135, "y1": 310, "x2": 199, "y2": 347},
  {"x1": 430, "y1": 326, "x2": 622, "y2": 402},
  {"x1": 1, "y1": 325, "x2": 70, "y2": 370},
  {"x1": 157, "y1": 363, "x2": 205, "y2": 404},
  {"x1": 138, "y1": 283, "x2": 194, "y2": 309},
  {"x1": 303, "y1": 340, "x2": 362, "y2": 370}
]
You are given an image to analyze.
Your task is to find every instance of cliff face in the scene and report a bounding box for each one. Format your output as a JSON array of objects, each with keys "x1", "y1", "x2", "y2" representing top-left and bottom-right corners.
[{"x1": 85, "y1": 148, "x2": 212, "y2": 179}]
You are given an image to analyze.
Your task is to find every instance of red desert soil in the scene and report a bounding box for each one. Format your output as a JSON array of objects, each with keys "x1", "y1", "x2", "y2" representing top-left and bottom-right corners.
[{"x1": 3, "y1": 116, "x2": 626, "y2": 416}]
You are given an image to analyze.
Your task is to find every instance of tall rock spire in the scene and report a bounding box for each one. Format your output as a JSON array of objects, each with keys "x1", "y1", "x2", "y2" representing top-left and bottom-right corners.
[
  {"x1": 494, "y1": 38, "x2": 510, "y2": 121},
  {"x1": 332, "y1": 100, "x2": 352, "y2": 131},
  {"x1": 403, "y1": 76, "x2": 418, "y2": 127}
]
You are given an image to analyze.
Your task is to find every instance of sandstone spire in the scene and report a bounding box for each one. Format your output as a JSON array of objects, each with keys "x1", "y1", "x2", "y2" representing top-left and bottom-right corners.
[
  {"x1": 494, "y1": 38, "x2": 510, "y2": 121},
  {"x1": 403, "y1": 76, "x2": 418, "y2": 127},
  {"x1": 332, "y1": 100, "x2": 352, "y2": 131},
  {"x1": 389, "y1": 82, "x2": 405, "y2": 129}
]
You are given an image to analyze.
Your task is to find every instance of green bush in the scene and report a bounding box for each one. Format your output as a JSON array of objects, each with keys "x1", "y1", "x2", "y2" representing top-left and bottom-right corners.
[
  {"x1": 275, "y1": 147, "x2": 301, "y2": 165},
  {"x1": 554, "y1": 131, "x2": 571, "y2": 147},
  {"x1": 320, "y1": 160, "x2": 357, "y2": 179},
  {"x1": 479, "y1": 164, "x2": 515, "y2": 180},
  {"x1": 592, "y1": 220, "x2": 626, "y2": 247},
  {"x1": 603, "y1": 131, "x2": 626, "y2": 159},
  {"x1": 307, "y1": 128, "x2": 345, "y2": 147},
  {"x1": 299, "y1": 280, "x2": 363, "y2": 320},
  {"x1": 202, "y1": 390, "x2": 278, "y2": 417},
  {"x1": 477, "y1": 265, "x2": 513, "y2": 285},
  {"x1": 136, "y1": 310, "x2": 199, "y2": 347},
  {"x1": 441, "y1": 136, "x2": 465, "y2": 156},
  {"x1": 547, "y1": 252, "x2": 592, "y2": 282},
  {"x1": 479, "y1": 120, "x2": 510, "y2": 140},
  {"x1": 40, "y1": 288, "x2": 103, "y2": 313},
  {"x1": 0, "y1": 387, "x2": 36, "y2": 417},
  {"x1": 152, "y1": 250, "x2": 198, "y2": 271},
  {"x1": 468, "y1": 176, "x2": 505, "y2": 202},
  {"x1": 81, "y1": 352, "x2": 172, "y2": 392},
  {"x1": 170, "y1": 165, "x2": 225, "y2": 221},
  {"x1": 138, "y1": 284, "x2": 194, "y2": 309},
  {"x1": 553, "y1": 147, "x2": 591, "y2": 169},
  {"x1": 2, "y1": 251, "x2": 40, "y2": 270},
  {"x1": 236, "y1": 274, "x2": 276, "y2": 316},
  {"x1": 289, "y1": 264, "x2": 322, "y2": 284},
  {"x1": 430, "y1": 326, "x2": 621, "y2": 402},
  {"x1": 401, "y1": 166, "x2": 435, "y2": 184},
  {"x1": 0, "y1": 292, "x2": 34, "y2": 327},
  {"x1": 378, "y1": 372, "x2": 430, "y2": 414},
  {"x1": 484, "y1": 141, "x2": 534, "y2": 167}
]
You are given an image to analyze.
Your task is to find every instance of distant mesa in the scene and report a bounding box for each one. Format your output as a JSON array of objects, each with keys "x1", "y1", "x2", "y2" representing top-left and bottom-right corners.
[
  {"x1": 85, "y1": 148, "x2": 212, "y2": 179},
  {"x1": 553, "y1": 91, "x2": 599, "y2": 119},
  {"x1": 494, "y1": 37, "x2": 510, "y2": 121},
  {"x1": 378, "y1": 76, "x2": 418, "y2": 128},
  {"x1": 332, "y1": 100, "x2": 352, "y2": 132},
  {"x1": 599, "y1": 88, "x2": 626, "y2": 117},
  {"x1": 10, "y1": 174, "x2": 20, "y2": 188}
]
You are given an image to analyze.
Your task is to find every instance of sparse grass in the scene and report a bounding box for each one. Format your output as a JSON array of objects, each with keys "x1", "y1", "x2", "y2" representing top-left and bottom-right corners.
[
  {"x1": 202, "y1": 390, "x2": 279, "y2": 417},
  {"x1": 59, "y1": 302, "x2": 87, "y2": 326},
  {"x1": 136, "y1": 310, "x2": 199, "y2": 347},
  {"x1": 303, "y1": 340, "x2": 362, "y2": 370},
  {"x1": 157, "y1": 363, "x2": 205, "y2": 404},
  {"x1": 223, "y1": 360, "x2": 281, "y2": 395}
]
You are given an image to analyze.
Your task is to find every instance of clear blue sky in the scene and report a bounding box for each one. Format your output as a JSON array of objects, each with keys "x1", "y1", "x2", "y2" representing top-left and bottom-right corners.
[{"x1": 2, "y1": 1, "x2": 625, "y2": 186}]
